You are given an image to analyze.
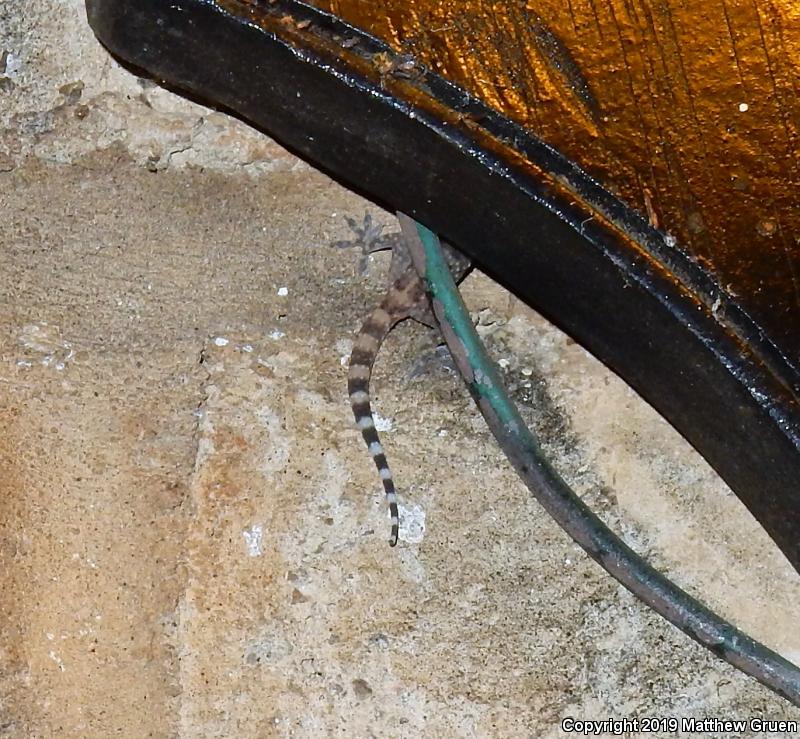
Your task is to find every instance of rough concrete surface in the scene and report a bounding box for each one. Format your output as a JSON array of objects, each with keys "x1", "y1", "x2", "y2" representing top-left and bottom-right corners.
[{"x1": 1, "y1": 2, "x2": 799, "y2": 737}]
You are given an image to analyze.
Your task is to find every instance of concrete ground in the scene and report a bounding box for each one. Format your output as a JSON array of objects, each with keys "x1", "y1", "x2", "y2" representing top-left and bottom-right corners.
[{"x1": 1, "y1": 2, "x2": 799, "y2": 736}]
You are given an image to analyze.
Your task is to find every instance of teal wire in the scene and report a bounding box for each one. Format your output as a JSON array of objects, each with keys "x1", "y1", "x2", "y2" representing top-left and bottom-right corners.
[{"x1": 412, "y1": 219, "x2": 800, "y2": 706}]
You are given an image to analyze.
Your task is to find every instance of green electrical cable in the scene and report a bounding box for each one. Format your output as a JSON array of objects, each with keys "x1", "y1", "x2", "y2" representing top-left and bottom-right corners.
[{"x1": 398, "y1": 212, "x2": 800, "y2": 707}]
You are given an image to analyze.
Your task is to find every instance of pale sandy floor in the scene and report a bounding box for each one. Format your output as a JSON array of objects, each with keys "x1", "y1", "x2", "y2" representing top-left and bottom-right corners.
[{"x1": 1, "y1": 152, "x2": 798, "y2": 737}]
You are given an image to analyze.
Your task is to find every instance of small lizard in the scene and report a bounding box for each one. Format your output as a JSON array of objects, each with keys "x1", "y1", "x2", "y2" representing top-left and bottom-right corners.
[
  {"x1": 330, "y1": 212, "x2": 403, "y2": 275},
  {"x1": 347, "y1": 214, "x2": 470, "y2": 545}
]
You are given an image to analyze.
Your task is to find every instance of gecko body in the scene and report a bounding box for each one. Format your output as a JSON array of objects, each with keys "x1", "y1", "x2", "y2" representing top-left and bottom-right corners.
[{"x1": 347, "y1": 219, "x2": 470, "y2": 545}]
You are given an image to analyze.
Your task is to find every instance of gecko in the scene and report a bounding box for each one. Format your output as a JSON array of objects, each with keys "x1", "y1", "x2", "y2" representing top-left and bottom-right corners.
[{"x1": 347, "y1": 214, "x2": 471, "y2": 545}]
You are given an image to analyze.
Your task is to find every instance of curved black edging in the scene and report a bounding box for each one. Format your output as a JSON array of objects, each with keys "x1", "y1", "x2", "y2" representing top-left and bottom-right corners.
[{"x1": 85, "y1": 0, "x2": 800, "y2": 572}]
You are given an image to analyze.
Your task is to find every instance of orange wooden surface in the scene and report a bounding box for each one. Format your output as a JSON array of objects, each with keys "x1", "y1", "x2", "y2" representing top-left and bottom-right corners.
[{"x1": 311, "y1": 0, "x2": 800, "y2": 366}]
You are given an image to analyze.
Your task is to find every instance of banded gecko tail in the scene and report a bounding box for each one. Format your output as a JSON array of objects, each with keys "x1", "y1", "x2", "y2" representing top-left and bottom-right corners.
[{"x1": 348, "y1": 270, "x2": 427, "y2": 546}]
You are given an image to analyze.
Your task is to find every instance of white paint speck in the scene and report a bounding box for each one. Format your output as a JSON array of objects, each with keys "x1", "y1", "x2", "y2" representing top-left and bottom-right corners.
[
  {"x1": 437, "y1": 428, "x2": 448, "y2": 437},
  {"x1": 335, "y1": 338, "x2": 353, "y2": 366},
  {"x1": 399, "y1": 502, "x2": 426, "y2": 544},
  {"x1": 18, "y1": 324, "x2": 74, "y2": 369},
  {"x1": 243, "y1": 525, "x2": 264, "y2": 557},
  {"x1": 374, "y1": 412, "x2": 393, "y2": 432},
  {"x1": 521, "y1": 367, "x2": 533, "y2": 376},
  {"x1": 48, "y1": 650, "x2": 65, "y2": 672},
  {"x1": 16, "y1": 359, "x2": 32, "y2": 368},
  {"x1": 498, "y1": 358, "x2": 510, "y2": 369},
  {"x1": 4, "y1": 52, "x2": 21, "y2": 78},
  {"x1": 239, "y1": 343, "x2": 254, "y2": 353},
  {"x1": 268, "y1": 330, "x2": 285, "y2": 340},
  {"x1": 213, "y1": 336, "x2": 229, "y2": 347},
  {"x1": 277, "y1": 287, "x2": 289, "y2": 297},
  {"x1": 738, "y1": 102, "x2": 749, "y2": 112}
]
